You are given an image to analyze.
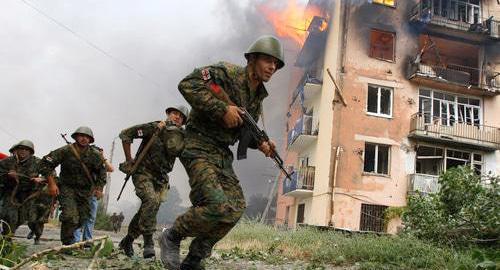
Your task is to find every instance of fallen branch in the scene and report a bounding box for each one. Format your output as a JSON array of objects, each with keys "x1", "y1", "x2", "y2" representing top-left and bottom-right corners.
[
  {"x1": 11, "y1": 235, "x2": 109, "y2": 270},
  {"x1": 87, "y1": 238, "x2": 106, "y2": 270}
]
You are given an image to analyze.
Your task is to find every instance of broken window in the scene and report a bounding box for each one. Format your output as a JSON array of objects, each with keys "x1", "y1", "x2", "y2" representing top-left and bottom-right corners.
[
  {"x1": 296, "y1": 203, "x2": 305, "y2": 224},
  {"x1": 364, "y1": 143, "x2": 390, "y2": 175},
  {"x1": 360, "y1": 204, "x2": 387, "y2": 232},
  {"x1": 372, "y1": 0, "x2": 395, "y2": 7},
  {"x1": 418, "y1": 89, "x2": 481, "y2": 126},
  {"x1": 369, "y1": 29, "x2": 395, "y2": 62},
  {"x1": 416, "y1": 146, "x2": 444, "y2": 175},
  {"x1": 367, "y1": 85, "x2": 393, "y2": 117}
]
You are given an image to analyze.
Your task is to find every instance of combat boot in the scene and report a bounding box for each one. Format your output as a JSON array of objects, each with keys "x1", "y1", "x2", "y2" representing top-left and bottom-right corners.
[
  {"x1": 27, "y1": 231, "x2": 34, "y2": 240},
  {"x1": 34, "y1": 236, "x2": 41, "y2": 245},
  {"x1": 119, "y1": 235, "x2": 134, "y2": 257},
  {"x1": 180, "y1": 254, "x2": 205, "y2": 270},
  {"x1": 142, "y1": 234, "x2": 155, "y2": 258},
  {"x1": 159, "y1": 228, "x2": 182, "y2": 269}
]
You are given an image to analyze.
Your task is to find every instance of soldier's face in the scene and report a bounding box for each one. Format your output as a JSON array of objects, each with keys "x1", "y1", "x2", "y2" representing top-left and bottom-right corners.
[
  {"x1": 15, "y1": 147, "x2": 32, "y2": 160},
  {"x1": 167, "y1": 110, "x2": 184, "y2": 127},
  {"x1": 75, "y1": 134, "x2": 91, "y2": 147},
  {"x1": 254, "y1": 54, "x2": 278, "y2": 82}
]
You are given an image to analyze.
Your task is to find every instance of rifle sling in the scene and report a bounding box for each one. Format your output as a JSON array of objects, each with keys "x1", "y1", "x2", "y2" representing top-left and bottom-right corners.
[{"x1": 68, "y1": 144, "x2": 95, "y2": 185}]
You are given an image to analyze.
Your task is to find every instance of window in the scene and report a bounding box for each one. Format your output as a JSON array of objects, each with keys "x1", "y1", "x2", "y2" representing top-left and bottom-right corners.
[
  {"x1": 372, "y1": 0, "x2": 395, "y2": 7},
  {"x1": 367, "y1": 85, "x2": 393, "y2": 117},
  {"x1": 364, "y1": 143, "x2": 390, "y2": 175},
  {"x1": 296, "y1": 204, "x2": 305, "y2": 224},
  {"x1": 416, "y1": 146, "x2": 444, "y2": 175},
  {"x1": 370, "y1": 29, "x2": 395, "y2": 62},
  {"x1": 418, "y1": 89, "x2": 481, "y2": 126},
  {"x1": 360, "y1": 204, "x2": 387, "y2": 232}
]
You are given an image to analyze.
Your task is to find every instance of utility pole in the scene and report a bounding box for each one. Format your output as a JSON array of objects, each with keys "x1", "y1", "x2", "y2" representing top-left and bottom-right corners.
[{"x1": 102, "y1": 137, "x2": 117, "y2": 213}]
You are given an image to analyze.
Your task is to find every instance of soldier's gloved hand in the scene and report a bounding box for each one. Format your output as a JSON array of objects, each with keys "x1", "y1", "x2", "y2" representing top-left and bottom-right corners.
[
  {"x1": 93, "y1": 189, "x2": 103, "y2": 199},
  {"x1": 223, "y1": 105, "x2": 244, "y2": 128},
  {"x1": 119, "y1": 160, "x2": 134, "y2": 175},
  {"x1": 258, "y1": 140, "x2": 276, "y2": 158},
  {"x1": 48, "y1": 183, "x2": 59, "y2": 197}
]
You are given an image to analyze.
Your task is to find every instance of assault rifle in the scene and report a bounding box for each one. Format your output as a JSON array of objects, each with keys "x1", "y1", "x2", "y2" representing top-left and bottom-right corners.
[{"x1": 237, "y1": 108, "x2": 293, "y2": 182}]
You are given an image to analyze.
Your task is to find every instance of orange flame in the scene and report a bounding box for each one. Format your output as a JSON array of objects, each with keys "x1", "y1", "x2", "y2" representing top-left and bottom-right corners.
[{"x1": 259, "y1": 0, "x2": 326, "y2": 47}]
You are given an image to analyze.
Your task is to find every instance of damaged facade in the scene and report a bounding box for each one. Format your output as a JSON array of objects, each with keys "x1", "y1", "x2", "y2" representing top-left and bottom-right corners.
[{"x1": 275, "y1": 0, "x2": 500, "y2": 233}]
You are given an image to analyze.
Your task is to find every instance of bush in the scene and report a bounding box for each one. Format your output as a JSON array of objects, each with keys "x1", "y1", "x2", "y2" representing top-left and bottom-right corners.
[
  {"x1": 94, "y1": 203, "x2": 113, "y2": 231},
  {"x1": 403, "y1": 166, "x2": 499, "y2": 246}
]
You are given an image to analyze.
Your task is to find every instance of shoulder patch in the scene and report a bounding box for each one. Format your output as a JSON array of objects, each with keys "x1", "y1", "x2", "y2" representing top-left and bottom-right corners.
[
  {"x1": 201, "y1": 68, "x2": 211, "y2": 81},
  {"x1": 137, "y1": 129, "x2": 143, "y2": 137}
]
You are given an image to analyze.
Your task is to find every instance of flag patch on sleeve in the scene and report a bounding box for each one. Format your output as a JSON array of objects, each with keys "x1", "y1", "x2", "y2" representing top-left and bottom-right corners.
[{"x1": 201, "y1": 68, "x2": 211, "y2": 81}]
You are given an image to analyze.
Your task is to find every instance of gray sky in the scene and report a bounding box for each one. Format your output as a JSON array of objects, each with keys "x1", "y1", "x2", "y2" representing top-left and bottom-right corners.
[{"x1": 0, "y1": 0, "x2": 304, "y2": 217}]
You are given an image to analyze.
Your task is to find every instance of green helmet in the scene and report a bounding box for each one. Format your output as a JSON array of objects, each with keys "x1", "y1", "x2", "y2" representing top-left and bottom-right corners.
[
  {"x1": 244, "y1": 35, "x2": 285, "y2": 69},
  {"x1": 71, "y1": 126, "x2": 95, "y2": 143},
  {"x1": 166, "y1": 105, "x2": 189, "y2": 124},
  {"x1": 9, "y1": 140, "x2": 35, "y2": 154}
]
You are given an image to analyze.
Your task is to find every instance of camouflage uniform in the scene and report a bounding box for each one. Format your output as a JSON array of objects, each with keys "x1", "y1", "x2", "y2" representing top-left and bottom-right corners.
[
  {"x1": 40, "y1": 144, "x2": 106, "y2": 245},
  {"x1": 27, "y1": 187, "x2": 53, "y2": 242},
  {"x1": 119, "y1": 121, "x2": 184, "y2": 239},
  {"x1": 0, "y1": 155, "x2": 45, "y2": 235},
  {"x1": 172, "y1": 61, "x2": 268, "y2": 260}
]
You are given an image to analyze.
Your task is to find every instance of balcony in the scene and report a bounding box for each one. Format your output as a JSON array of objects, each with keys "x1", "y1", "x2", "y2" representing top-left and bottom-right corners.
[
  {"x1": 287, "y1": 115, "x2": 318, "y2": 152},
  {"x1": 409, "y1": 1, "x2": 500, "y2": 42},
  {"x1": 283, "y1": 166, "x2": 315, "y2": 198},
  {"x1": 407, "y1": 61, "x2": 500, "y2": 96},
  {"x1": 296, "y1": 16, "x2": 328, "y2": 68},
  {"x1": 291, "y1": 72, "x2": 322, "y2": 109},
  {"x1": 409, "y1": 113, "x2": 500, "y2": 151},
  {"x1": 408, "y1": 173, "x2": 440, "y2": 194}
]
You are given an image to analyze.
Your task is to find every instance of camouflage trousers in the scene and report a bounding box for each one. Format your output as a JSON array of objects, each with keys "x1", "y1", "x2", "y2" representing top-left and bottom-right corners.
[
  {"x1": 28, "y1": 193, "x2": 53, "y2": 240},
  {"x1": 0, "y1": 196, "x2": 34, "y2": 235},
  {"x1": 58, "y1": 185, "x2": 92, "y2": 245},
  {"x1": 127, "y1": 170, "x2": 168, "y2": 239},
  {"x1": 172, "y1": 136, "x2": 246, "y2": 259}
]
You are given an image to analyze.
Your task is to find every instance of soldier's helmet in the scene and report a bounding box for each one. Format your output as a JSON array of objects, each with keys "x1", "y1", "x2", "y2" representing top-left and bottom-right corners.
[
  {"x1": 71, "y1": 126, "x2": 95, "y2": 143},
  {"x1": 9, "y1": 140, "x2": 35, "y2": 154},
  {"x1": 165, "y1": 105, "x2": 189, "y2": 125},
  {"x1": 244, "y1": 35, "x2": 285, "y2": 69}
]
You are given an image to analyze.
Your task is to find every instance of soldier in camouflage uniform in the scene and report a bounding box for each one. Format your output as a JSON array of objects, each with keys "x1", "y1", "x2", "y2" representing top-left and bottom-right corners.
[
  {"x1": 26, "y1": 185, "x2": 53, "y2": 244},
  {"x1": 40, "y1": 126, "x2": 107, "y2": 245},
  {"x1": 118, "y1": 105, "x2": 187, "y2": 258},
  {"x1": 159, "y1": 35, "x2": 284, "y2": 269},
  {"x1": 0, "y1": 140, "x2": 49, "y2": 244}
]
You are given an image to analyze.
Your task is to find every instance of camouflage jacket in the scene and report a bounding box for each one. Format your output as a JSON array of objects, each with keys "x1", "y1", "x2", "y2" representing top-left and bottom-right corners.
[
  {"x1": 119, "y1": 120, "x2": 184, "y2": 180},
  {"x1": 0, "y1": 155, "x2": 43, "y2": 198},
  {"x1": 40, "y1": 144, "x2": 106, "y2": 190},
  {"x1": 178, "y1": 61, "x2": 268, "y2": 147}
]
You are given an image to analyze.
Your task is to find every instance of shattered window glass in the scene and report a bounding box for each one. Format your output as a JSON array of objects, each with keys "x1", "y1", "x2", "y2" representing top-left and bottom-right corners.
[{"x1": 370, "y1": 29, "x2": 395, "y2": 62}]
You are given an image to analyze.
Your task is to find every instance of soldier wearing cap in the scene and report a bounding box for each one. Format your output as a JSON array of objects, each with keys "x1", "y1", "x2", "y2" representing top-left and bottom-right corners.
[
  {"x1": 118, "y1": 105, "x2": 187, "y2": 258},
  {"x1": 159, "y1": 35, "x2": 284, "y2": 269},
  {"x1": 39, "y1": 126, "x2": 107, "y2": 245},
  {"x1": 0, "y1": 140, "x2": 48, "y2": 243}
]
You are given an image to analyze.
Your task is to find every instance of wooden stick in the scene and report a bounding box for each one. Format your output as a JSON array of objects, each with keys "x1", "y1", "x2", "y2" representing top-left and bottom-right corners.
[
  {"x1": 86, "y1": 238, "x2": 106, "y2": 270},
  {"x1": 326, "y1": 68, "x2": 347, "y2": 106},
  {"x1": 11, "y1": 235, "x2": 109, "y2": 270}
]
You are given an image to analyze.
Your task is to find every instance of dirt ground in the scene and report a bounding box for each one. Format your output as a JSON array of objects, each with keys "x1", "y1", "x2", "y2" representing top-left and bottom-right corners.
[{"x1": 13, "y1": 224, "x2": 356, "y2": 270}]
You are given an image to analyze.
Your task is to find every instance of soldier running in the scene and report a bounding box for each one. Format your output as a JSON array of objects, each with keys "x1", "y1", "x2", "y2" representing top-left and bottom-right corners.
[
  {"x1": 118, "y1": 105, "x2": 187, "y2": 258},
  {"x1": 159, "y1": 35, "x2": 284, "y2": 269}
]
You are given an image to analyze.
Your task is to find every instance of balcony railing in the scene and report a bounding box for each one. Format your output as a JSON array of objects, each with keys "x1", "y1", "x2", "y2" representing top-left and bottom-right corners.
[
  {"x1": 283, "y1": 166, "x2": 315, "y2": 196},
  {"x1": 409, "y1": 1, "x2": 500, "y2": 40},
  {"x1": 287, "y1": 114, "x2": 315, "y2": 146},
  {"x1": 290, "y1": 72, "x2": 322, "y2": 109},
  {"x1": 409, "y1": 113, "x2": 500, "y2": 150},
  {"x1": 408, "y1": 173, "x2": 440, "y2": 194},
  {"x1": 407, "y1": 61, "x2": 500, "y2": 94}
]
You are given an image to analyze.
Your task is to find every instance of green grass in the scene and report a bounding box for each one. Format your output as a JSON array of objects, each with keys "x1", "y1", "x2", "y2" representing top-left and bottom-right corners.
[{"x1": 214, "y1": 221, "x2": 481, "y2": 269}]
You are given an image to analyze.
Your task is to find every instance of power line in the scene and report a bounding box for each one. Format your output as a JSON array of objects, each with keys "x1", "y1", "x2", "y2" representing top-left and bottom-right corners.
[
  {"x1": 0, "y1": 126, "x2": 18, "y2": 141},
  {"x1": 19, "y1": 0, "x2": 165, "y2": 91}
]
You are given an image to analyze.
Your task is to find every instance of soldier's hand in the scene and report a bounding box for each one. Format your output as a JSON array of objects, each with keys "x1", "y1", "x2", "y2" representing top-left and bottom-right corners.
[
  {"x1": 119, "y1": 161, "x2": 134, "y2": 175},
  {"x1": 258, "y1": 140, "x2": 276, "y2": 158},
  {"x1": 157, "y1": 121, "x2": 167, "y2": 130},
  {"x1": 31, "y1": 177, "x2": 44, "y2": 184},
  {"x1": 48, "y1": 183, "x2": 59, "y2": 197},
  {"x1": 223, "y1": 106, "x2": 244, "y2": 128},
  {"x1": 93, "y1": 189, "x2": 103, "y2": 199},
  {"x1": 7, "y1": 170, "x2": 17, "y2": 179}
]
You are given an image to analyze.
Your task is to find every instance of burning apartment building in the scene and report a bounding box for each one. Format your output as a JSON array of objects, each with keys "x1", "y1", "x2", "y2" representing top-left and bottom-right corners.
[{"x1": 274, "y1": 0, "x2": 500, "y2": 233}]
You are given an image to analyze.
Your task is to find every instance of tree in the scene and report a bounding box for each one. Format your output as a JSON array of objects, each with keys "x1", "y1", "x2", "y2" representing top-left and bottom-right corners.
[
  {"x1": 403, "y1": 166, "x2": 499, "y2": 246},
  {"x1": 156, "y1": 186, "x2": 187, "y2": 225}
]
